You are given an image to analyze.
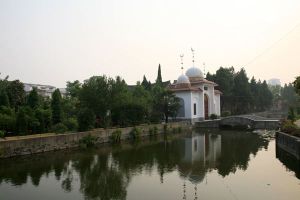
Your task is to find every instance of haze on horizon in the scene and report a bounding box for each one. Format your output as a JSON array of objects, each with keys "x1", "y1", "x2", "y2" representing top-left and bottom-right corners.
[{"x1": 0, "y1": 0, "x2": 299, "y2": 88}]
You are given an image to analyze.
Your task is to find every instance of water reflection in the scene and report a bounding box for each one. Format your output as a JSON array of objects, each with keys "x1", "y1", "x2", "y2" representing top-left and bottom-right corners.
[
  {"x1": 276, "y1": 145, "x2": 300, "y2": 179},
  {"x1": 0, "y1": 131, "x2": 270, "y2": 200}
]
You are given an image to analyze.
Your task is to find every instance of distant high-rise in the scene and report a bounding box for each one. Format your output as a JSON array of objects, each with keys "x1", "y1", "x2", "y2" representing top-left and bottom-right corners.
[{"x1": 267, "y1": 78, "x2": 281, "y2": 86}]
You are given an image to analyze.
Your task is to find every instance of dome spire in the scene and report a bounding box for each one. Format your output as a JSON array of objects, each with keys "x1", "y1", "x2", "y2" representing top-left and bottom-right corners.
[
  {"x1": 191, "y1": 47, "x2": 195, "y2": 67},
  {"x1": 180, "y1": 54, "x2": 184, "y2": 74},
  {"x1": 203, "y1": 62, "x2": 206, "y2": 76}
]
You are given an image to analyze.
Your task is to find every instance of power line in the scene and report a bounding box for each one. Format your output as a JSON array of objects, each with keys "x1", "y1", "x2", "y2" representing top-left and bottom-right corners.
[{"x1": 245, "y1": 22, "x2": 300, "y2": 66}]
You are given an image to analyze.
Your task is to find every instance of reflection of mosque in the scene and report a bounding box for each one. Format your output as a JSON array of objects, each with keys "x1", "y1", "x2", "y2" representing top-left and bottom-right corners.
[
  {"x1": 179, "y1": 133, "x2": 221, "y2": 200},
  {"x1": 179, "y1": 133, "x2": 221, "y2": 184}
]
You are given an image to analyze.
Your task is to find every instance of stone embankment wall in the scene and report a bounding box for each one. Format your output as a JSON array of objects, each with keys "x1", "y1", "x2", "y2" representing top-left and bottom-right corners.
[
  {"x1": 0, "y1": 122, "x2": 189, "y2": 158},
  {"x1": 276, "y1": 132, "x2": 300, "y2": 159}
]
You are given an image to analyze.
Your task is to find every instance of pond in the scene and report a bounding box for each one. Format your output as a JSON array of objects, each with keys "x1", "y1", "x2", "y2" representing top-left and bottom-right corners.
[{"x1": 0, "y1": 130, "x2": 299, "y2": 200}]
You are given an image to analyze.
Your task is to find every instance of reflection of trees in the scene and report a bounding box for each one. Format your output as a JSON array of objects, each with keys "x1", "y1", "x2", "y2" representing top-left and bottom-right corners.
[
  {"x1": 217, "y1": 131, "x2": 269, "y2": 176},
  {"x1": 0, "y1": 131, "x2": 270, "y2": 199},
  {"x1": 276, "y1": 145, "x2": 300, "y2": 179}
]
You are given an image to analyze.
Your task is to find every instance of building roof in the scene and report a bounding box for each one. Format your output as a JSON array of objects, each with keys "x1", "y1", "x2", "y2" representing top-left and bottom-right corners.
[{"x1": 214, "y1": 90, "x2": 223, "y2": 95}]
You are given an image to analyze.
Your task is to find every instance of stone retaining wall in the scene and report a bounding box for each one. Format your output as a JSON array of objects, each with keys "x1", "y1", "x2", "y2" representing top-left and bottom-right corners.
[
  {"x1": 0, "y1": 122, "x2": 189, "y2": 158},
  {"x1": 276, "y1": 131, "x2": 300, "y2": 159}
]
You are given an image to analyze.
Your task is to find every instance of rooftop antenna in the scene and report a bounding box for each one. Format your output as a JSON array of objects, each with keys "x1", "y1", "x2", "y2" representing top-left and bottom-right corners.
[
  {"x1": 180, "y1": 54, "x2": 184, "y2": 74},
  {"x1": 203, "y1": 62, "x2": 206, "y2": 76},
  {"x1": 191, "y1": 48, "x2": 195, "y2": 67}
]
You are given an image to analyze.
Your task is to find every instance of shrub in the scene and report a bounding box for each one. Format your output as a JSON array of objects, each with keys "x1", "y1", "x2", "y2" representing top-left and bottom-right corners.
[
  {"x1": 110, "y1": 129, "x2": 122, "y2": 143},
  {"x1": 148, "y1": 127, "x2": 154, "y2": 136},
  {"x1": 281, "y1": 120, "x2": 297, "y2": 134},
  {"x1": 287, "y1": 107, "x2": 296, "y2": 122},
  {"x1": 79, "y1": 135, "x2": 97, "y2": 148},
  {"x1": 0, "y1": 130, "x2": 5, "y2": 138},
  {"x1": 172, "y1": 127, "x2": 177, "y2": 134},
  {"x1": 210, "y1": 114, "x2": 218, "y2": 120},
  {"x1": 130, "y1": 127, "x2": 141, "y2": 140},
  {"x1": 163, "y1": 124, "x2": 168, "y2": 134},
  {"x1": 52, "y1": 123, "x2": 68, "y2": 134},
  {"x1": 177, "y1": 126, "x2": 182, "y2": 133},
  {"x1": 153, "y1": 126, "x2": 158, "y2": 134},
  {"x1": 221, "y1": 111, "x2": 231, "y2": 117},
  {"x1": 63, "y1": 118, "x2": 78, "y2": 131}
]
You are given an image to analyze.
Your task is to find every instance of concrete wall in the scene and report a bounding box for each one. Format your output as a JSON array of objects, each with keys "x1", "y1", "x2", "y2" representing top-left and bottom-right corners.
[
  {"x1": 276, "y1": 132, "x2": 300, "y2": 159},
  {"x1": 0, "y1": 122, "x2": 189, "y2": 158}
]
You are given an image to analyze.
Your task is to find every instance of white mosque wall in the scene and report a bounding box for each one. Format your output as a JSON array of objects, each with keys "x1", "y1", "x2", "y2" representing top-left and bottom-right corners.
[
  {"x1": 191, "y1": 91, "x2": 204, "y2": 119},
  {"x1": 214, "y1": 94, "x2": 221, "y2": 116},
  {"x1": 174, "y1": 91, "x2": 192, "y2": 119},
  {"x1": 203, "y1": 84, "x2": 215, "y2": 116}
]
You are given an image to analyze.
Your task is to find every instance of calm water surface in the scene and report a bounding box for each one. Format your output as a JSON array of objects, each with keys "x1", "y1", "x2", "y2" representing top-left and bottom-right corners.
[{"x1": 0, "y1": 130, "x2": 299, "y2": 200}]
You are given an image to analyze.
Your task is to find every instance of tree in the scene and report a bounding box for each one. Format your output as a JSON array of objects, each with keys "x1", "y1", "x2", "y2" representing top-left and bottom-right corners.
[
  {"x1": 141, "y1": 75, "x2": 151, "y2": 90},
  {"x1": 79, "y1": 76, "x2": 110, "y2": 124},
  {"x1": 156, "y1": 64, "x2": 162, "y2": 85},
  {"x1": 162, "y1": 90, "x2": 180, "y2": 123},
  {"x1": 232, "y1": 68, "x2": 251, "y2": 114},
  {"x1": 27, "y1": 88, "x2": 39, "y2": 109},
  {"x1": 151, "y1": 85, "x2": 180, "y2": 123},
  {"x1": 6, "y1": 80, "x2": 25, "y2": 110},
  {"x1": 78, "y1": 108, "x2": 95, "y2": 131},
  {"x1": 66, "y1": 80, "x2": 82, "y2": 98},
  {"x1": 0, "y1": 90, "x2": 9, "y2": 107},
  {"x1": 293, "y1": 76, "x2": 300, "y2": 95},
  {"x1": 51, "y1": 89, "x2": 62, "y2": 124}
]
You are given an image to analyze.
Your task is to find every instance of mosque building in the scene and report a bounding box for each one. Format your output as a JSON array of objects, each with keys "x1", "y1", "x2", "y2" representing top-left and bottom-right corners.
[{"x1": 168, "y1": 50, "x2": 221, "y2": 123}]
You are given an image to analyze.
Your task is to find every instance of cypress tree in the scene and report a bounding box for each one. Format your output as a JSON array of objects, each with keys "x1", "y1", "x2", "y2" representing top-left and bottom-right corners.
[
  {"x1": 51, "y1": 89, "x2": 62, "y2": 124},
  {"x1": 156, "y1": 64, "x2": 162, "y2": 85}
]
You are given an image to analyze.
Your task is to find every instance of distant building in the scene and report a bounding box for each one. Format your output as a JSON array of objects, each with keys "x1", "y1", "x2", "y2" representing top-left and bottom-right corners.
[
  {"x1": 24, "y1": 83, "x2": 67, "y2": 98},
  {"x1": 268, "y1": 78, "x2": 281, "y2": 86}
]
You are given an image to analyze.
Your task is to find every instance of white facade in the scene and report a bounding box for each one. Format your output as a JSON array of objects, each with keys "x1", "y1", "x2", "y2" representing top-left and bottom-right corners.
[
  {"x1": 24, "y1": 83, "x2": 67, "y2": 98},
  {"x1": 169, "y1": 66, "x2": 221, "y2": 122}
]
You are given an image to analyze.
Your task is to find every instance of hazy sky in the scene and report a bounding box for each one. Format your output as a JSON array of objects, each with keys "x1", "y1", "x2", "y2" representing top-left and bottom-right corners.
[{"x1": 0, "y1": 0, "x2": 300, "y2": 87}]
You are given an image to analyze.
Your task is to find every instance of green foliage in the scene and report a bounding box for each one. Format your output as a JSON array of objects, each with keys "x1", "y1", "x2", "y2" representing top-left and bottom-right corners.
[
  {"x1": 0, "y1": 106, "x2": 15, "y2": 133},
  {"x1": 51, "y1": 89, "x2": 62, "y2": 124},
  {"x1": 0, "y1": 130, "x2": 4, "y2": 138},
  {"x1": 177, "y1": 126, "x2": 182, "y2": 133},
  {"x1": 6, "y1": 80, "x2": 25, "y2": 110},
  {"x1": 52, "y1": 123, "x2": 68, "y2": 134},
  {"x1": 163, "y1": 124, "x2": 170, "y2": 134},
  {"x1": 141, "y1": 75, "x2": 151, "y2": 90},
  {"x1": 66, "y1": 80, "x2": 82, "y2": 98},
  {"x1": 153, "y1": 126, "x2": 158, "y2": 134},
  {"x1": 221, "y1": 111, "x2": 231, "y2": 117},
  {"x1": 16, "y1": 107, "x2": 29, "y2": 134},
  {"x1": 79, "y1": 135, "x2": 97, "y2": 148},
  {"x1": 156, "y1": 64, "x2": 162, "y2": 85},
  {"x1": 281, "y1": 120, "x2": 298, "y2": 134},
  {"x1": 27, "y1": 88, "x2": 39, "y2": 109},
  {"x1": 111, "y1": 103, "x2": 147, "y2": 127},
  {"x1": 130, "y1": 127, "x2": 141, "y2": 140},
  {"x1": 63, "y1": 117, "x2": 78, "y2": 131},
  {"x1": 79, "y1": 76, "x2": 111, "y2": 124},
  {"x1": 287, "y1": 107, "x2": 296, "y2": 122},
  {"x1": 78, "y1": 108, "x2": 95, "y2": 131},
  {"x1": 210, "y1": 114, "x2": 218, "y2": 120},
  {"x1": 110, "y1": 129, "x2": 122, "y2": 143},
  {"x1": 0, "y1": 90, "x2": 9, "y2": 107},
  {"x1": 207, "y1": 67, "x2": 274, "y2": 114},
  {"x1": 293, "y1": 76, "x2": 300, "y2": 95}
]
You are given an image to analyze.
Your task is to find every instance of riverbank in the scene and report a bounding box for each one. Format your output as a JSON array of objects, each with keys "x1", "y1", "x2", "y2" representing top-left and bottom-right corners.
[
  {"x1": 276, "y1": 131, "x2": 300, "y2": 159},
  {"x1": 0, "y1": 122, "x2": 190, "y2": 158}
]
